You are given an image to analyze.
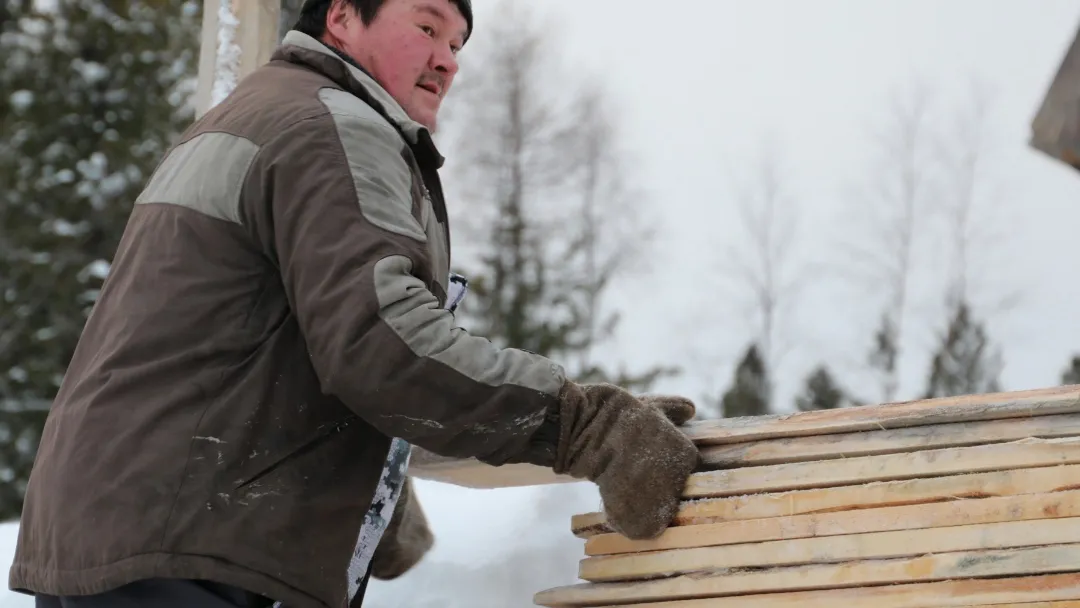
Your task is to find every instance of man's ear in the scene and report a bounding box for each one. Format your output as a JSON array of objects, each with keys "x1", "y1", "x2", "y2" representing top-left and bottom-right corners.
[{"x1": 324, "y1": 0, "x2": 353, "y2": 41}]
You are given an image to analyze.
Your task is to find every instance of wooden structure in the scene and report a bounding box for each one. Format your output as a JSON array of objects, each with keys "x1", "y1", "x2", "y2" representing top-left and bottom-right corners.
[
  {"x1": 196, "y1": 0, "x2": 282, "y2": 118},
  {"x1": 1031, "y1": 22, "x2": 1080, "y2": 172},
  {"x1": 534, "y1": 385, "x2": 1080, "y2": 607}
]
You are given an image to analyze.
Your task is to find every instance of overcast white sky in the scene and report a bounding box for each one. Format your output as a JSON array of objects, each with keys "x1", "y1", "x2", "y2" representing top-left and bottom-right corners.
[
  {"x1": 381, "y1": 0, "x2": 1080, "y2": 603},
  {"x1": 439, "y1": 0, "x2": 1080, "y2": 410},
  {"x1": 7, "y1": 1, "x2": 1080, "y2": 606}
]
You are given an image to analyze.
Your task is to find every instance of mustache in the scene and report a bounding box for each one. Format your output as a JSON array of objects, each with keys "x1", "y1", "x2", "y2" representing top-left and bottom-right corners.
[{"x1": 417, "y1": 73, "x2": 447, "y2": 93}]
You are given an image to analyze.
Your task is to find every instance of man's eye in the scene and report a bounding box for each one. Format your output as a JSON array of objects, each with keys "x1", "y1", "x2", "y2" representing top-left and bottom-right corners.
[{"x1": 420, "y1": 24, "x2": 435, "y2": 36}]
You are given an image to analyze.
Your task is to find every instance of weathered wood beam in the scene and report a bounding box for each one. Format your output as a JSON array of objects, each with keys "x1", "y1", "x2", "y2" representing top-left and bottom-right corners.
[
  {"x1": 1031, "y1": 21, "x2": 1080, "y2": 172},
  {"x1": 195, "y1": 0, "x2": 281, "y2": 118}
]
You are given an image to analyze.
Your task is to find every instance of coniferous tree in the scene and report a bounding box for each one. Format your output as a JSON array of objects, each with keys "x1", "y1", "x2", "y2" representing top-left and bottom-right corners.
[
  {"x1": 0, "y1": 0, "x2": 200, "y2": 519},
  {"x1": 1061, "y1": 356, "x2": 1080, "y2": 385},
  {"x1": 867, "y1": 311, "x2": 899, "y2": 402},
  {"x1": 717, "y1": 344, "x2": 770, "y2": 418},
  {"x1": 794, "y1": 364, "x2": 858, "y2": 411},
  {"x1": 922, "y1": 301, "x2": 1003, "y2": 399}
]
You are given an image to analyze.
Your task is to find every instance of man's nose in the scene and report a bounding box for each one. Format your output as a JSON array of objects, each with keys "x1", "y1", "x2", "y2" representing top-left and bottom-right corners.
[{"x1": 432, "y1": 45, "x2": 459, "y2": 77}]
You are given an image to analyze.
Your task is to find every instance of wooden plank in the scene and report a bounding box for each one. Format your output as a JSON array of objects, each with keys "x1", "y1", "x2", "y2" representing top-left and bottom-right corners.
[
  {"x1": 578, "y1": 513, "x2": 1080, "y2": 583},
  {"x1": 536, "y1": 573, "x2": 1080, "y2": 608},
  {"x1": 685, "y1": 436, "x2": 1080, "y2": 499},
  {"x1": 700, "y1": 413, "x2": 1080, "y2": 469},
  {"x1": 681, "y1": 385, "x2": 1080, "y2": 446},
  {"x1": 572, "y1": 463, "x2": 1080, "y2": 538},
  {"x1": 195, "y1": 0, "x2": 281, "y2": 118},
  {"x1": 1030, "y1": 22, "x2": 1080, "y2": 172},
  {"x1": 585, "y1": 489, "x2": 1080, "y2": 556},
  {"x1": 406, "y1": 386, "x2": 1080, "y2": 490},
  {"x1": 965, "y1": 604, "x2": 1080, "y2": 608},
  {"x1": 537, "y1": 543, "x2": 1080, "y2": 607},
  {"x1": 407, "y1": 447, "x2": 578, "y2": 488}
]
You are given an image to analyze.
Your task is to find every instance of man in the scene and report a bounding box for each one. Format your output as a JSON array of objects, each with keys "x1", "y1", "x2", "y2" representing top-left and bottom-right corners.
[{"x1": 8, "y1": 0, "x2": 701, "y2": 606}]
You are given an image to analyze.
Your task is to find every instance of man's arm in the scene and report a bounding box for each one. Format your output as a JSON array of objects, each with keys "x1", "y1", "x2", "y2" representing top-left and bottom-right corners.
[
  {"x1": 246, "y1": 99, "x2": 563, "y2": 466},
  {"x1": 245, "y1": 95, "x2": 700, "y2": 540}
]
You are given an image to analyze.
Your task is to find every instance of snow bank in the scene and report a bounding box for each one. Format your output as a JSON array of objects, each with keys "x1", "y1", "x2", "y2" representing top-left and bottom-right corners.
[{"x1": 0, "y1": 480, "x2": 596, "y2": 607}]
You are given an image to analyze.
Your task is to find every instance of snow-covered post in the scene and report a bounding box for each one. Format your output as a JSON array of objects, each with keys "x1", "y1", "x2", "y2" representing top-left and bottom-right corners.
[{"x1": 194, "y1": 0, "x2": 281, "y2": 118}]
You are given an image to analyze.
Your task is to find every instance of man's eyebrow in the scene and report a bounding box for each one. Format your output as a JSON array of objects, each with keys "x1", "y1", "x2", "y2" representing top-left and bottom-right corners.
[
  {"x1": 414, "y1": 2, "x2": 468, "y2": 38},
  {"x1": 414, "y1": 3, "x2": 447, "y2": 21}
]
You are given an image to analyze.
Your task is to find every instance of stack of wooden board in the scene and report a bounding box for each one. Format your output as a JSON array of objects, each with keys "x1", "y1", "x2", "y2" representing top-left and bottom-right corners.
[{"x1": 534, "y1": 385, "x2": 1080, "y2": 608}]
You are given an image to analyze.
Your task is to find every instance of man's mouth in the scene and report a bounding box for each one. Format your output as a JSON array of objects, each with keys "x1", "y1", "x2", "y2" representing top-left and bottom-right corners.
[{"x1": 417, "y1": 80, "x2": 441, "y2": 96}]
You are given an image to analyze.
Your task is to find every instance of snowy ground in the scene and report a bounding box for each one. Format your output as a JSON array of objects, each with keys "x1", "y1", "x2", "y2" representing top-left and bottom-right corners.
[
  {"x1": 0, "y1": 479, "x2": 599, "y2": 607},
  {"x1": 0, "y1": 522, "x2": 29, "y2": 608}
]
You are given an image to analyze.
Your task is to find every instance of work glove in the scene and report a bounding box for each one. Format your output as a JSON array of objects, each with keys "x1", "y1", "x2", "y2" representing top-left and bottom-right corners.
[
  {"x1": 370, "y1": 476, "x2": 434, "y2": 580},
  {"x1": 548, "y1": 381, "x2": 700, "y2": 540}
]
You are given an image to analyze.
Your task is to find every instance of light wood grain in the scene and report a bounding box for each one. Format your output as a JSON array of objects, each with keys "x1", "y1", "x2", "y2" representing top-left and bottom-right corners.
[
  {"x1": 700, "y1": 412, "x2": 1080, "y2": 468},
  {"x1": 572, "y1": 463, "x2": 1080, "y2": 537},
  {"x1": 537, "y1": 543, "x2": 1080, "y2": 606},
  {"x1": 686, "y1": 436, "x2": 1080, "y2": 499},
  {"x1": 585, "y1": 489, "x2": 1080, "y2": 556},
  {"x1": 682, "y1": 386, "x2": 1080, "y2": 446},
  {"x1": 536, "y1": 573, "x2": 1080, "y2": 608},
  {"x1": 579, "y1": 514, "x2": 1080, "y2": 583}
]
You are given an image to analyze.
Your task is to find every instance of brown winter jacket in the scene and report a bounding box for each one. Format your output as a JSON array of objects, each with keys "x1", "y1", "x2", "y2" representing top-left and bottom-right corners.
[{"x1": 9, "y1": 31, "x2": 566, "y2": 608}]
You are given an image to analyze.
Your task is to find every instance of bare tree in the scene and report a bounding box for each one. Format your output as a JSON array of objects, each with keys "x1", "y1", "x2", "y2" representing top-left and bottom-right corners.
[
  {"x1": 709, "y1": 142, "x2": 809, "y2": 410},
  {"x1": 833, "y1": 83, "x2": 940, "y2": 403},
  {"x1": 932, "y1": 78, "x2": 1022, "y2": 318},
  {"x1": 380, "y1": 2, "x2": 675, "y2": 601},
  {"x1": 438, "y1": 0, "x2": 671, "y2": 388}
]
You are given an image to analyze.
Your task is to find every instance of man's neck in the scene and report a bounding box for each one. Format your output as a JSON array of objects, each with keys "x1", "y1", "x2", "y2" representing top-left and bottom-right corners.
[{"x1": 318, "y1": 37, "x2": 376, "y2": 81}]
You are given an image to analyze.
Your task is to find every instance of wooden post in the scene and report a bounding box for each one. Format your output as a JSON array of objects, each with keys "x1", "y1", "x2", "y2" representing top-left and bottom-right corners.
[{"x1": 195, "y1": 0, "x2": 281, "y2": 118}]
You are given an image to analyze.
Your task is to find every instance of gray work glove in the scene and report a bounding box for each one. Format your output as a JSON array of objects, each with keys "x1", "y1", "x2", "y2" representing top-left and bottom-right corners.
[
  {"x1": 547, "y1": 381, "x2": 700, "y2": 540},
  {"x1": 370, "y1": 476, "x2": 433, "y2": 580}
]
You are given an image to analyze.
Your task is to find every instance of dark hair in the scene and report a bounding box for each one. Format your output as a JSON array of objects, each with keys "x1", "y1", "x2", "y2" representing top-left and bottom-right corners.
[
  {"x1": 295, "y1": 0, "x2": 385, "y2": 38},
  {"x1": 294, "y1": 0, "x2": 472, "y2": 42}
]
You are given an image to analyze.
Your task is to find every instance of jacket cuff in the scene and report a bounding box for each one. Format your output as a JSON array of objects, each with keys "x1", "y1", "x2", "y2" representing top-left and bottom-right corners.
[{"x1": 505, "y1": 400, "x2": 561, "y2": 468}]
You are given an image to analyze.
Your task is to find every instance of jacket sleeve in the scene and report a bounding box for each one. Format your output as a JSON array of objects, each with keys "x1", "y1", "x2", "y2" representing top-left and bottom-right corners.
[{"x1": 246, "y1": 98, "x2": 565, "y2": 467}]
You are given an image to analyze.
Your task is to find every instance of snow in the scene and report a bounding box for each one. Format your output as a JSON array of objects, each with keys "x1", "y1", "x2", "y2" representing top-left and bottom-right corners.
[
  {"x1": 0, "y1": 480, "x2": 598, "y2": 606},
  {"x1": 7, "y1": 92, "x2": 32, "y2": 112},
  {"x1": 0, "y1": 523, "x2": 30, "y2": 608},
  {"x1": 210, "y1": 0, "x2": 242, "y2": 109}
]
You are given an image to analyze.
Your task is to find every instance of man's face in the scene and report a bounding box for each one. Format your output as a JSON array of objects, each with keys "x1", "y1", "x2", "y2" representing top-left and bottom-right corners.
[{"x1": 324, "y1": 0, "x2": 467, "y2": 132}]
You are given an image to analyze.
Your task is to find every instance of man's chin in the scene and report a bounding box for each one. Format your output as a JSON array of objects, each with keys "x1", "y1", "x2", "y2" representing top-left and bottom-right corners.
[{"x1": 406, "y1": 104, "x2": 439, "y2": 133}]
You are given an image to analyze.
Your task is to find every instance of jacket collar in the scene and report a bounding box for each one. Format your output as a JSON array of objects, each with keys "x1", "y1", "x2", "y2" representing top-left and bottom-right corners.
[{"x1": 274, "y1": 30, "x2": 445, "y2": 168}]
